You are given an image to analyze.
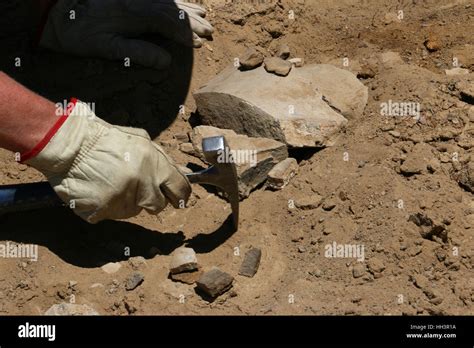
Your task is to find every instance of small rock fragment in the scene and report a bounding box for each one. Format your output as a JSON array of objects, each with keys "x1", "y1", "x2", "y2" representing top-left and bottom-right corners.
[
  {"x1": 408, "y1": 246, "x2": 423, "y2": 257},
  {"x1": 101, "y1": 262, "x2": 122, "y2": 274},
  {"x1": 367, "y1": 258, "x2": 385, "y2": 274},
  {"x1": 276, "y1": 44, "x2": 290, "y2": 60},
  {"x1": 125, "y1": 272, "x2": 144, "y2": 291},
  {"x1": 239, "y1": 248, "x2": 262, "y2": 277},
  {"x1": 264, "y1": 57, "x2": 292, "y2": 76},
  {"x1": 427, "y1": 158, "x2": 441, "y2": 173},
  {"x1": 174, "y1": 133, "x2": 189, "y2": 143},
  {"x1": 197, "y1": 268, "x2": 234, "y2": 298},
  {"x1": 295, "y1": 195, "x2": 323, "y2": 210},
  {"x1": 408, "y1": 213, "x2": 448, "y2": 242},
  {"x1": 179, "y1": 142, "x2": 198, "y2": 156},
  {"x1": 456, "y1": 162, "x2": 474, "y2": 193},
  {"x1": 424, "y1": 36, "x2": 440, "y2": 52},
  {"x1": 288, "y1": 58, "x2": 304, "y2": 67},
  {"x1": 128, "y1": 256, "x2": 147, "y2": 270},
  {"x1": 267, "y1": 158, "x2": 298, "y2": 190},
  {"x1": 388, "y1": 130, "x2": 400, "y2": 138},
  {"x1": 352, "y1": 263, "x2": 366, "y2": 278},
  {"x1": 45, "y1": 303, "x2": 98, "y2": 316},
  {"x1": 322, "y1": 198, "x2": 337, "y2": 211},
  {"x1": 400, "y1": 143, "x2": 433, "y2": 175},
  {"x1": 170, "y1": 247, "x2": 198, "y2": 274},
  {"x1": 239, "y1": 48, "x2": 264, "y2": 71},
  {"x1": 445, "y1": 68, "x2": 470, "y2": 76},
  {"x1": 170, "y1": 268, "x2": 203, "y2": 284},
  {"x1": 412, "y1": 274, "x2": 429, "y2": 289},
  {"x1": 264, "y1": 23, "x2": 283, "y2": 38}
]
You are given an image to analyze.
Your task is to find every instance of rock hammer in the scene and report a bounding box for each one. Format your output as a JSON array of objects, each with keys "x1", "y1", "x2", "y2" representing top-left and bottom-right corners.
[{"x1": 0, "y1": 136, "x2": 239, "y2": 229}]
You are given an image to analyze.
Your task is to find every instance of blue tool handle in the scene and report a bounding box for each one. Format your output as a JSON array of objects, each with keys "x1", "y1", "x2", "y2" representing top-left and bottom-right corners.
[{"x1": 0, "y1": 182, "x2": 63, "y2": 215}]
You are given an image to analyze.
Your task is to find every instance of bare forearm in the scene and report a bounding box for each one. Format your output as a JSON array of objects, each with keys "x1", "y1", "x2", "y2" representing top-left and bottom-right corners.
[{"x1": 0, "y1": 72, "x2": 57, "y2": 154}]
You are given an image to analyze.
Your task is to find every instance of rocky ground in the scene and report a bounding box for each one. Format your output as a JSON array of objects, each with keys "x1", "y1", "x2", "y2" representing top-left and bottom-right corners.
[{"x1": 0, "y1": 0, "x2": 473, "y2": 315}]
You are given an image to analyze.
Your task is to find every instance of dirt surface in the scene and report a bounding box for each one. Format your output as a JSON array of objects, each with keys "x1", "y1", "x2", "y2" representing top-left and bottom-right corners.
[{"x1": 0, "y1": 0, "x2": 473, "y2": 315}]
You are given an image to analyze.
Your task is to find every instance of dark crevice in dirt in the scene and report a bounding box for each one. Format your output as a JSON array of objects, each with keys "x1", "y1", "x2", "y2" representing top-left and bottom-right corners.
[{"x1": 288, "y1": 147, "x2": 322, "y2": 163}]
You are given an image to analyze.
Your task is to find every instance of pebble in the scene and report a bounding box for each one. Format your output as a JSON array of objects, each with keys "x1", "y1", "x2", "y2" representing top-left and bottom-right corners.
[
  {"x1": 179, "y1": 143, "x2": 198, "y2": 156},
  {"x1": 101, "y1": 262, "x2": 122, "y2": 274},
  {"x1": 295, "y1": 195, "x2": 323, "y2": 210},
  {"x1": 239, "y1": 248, "x2": 262, "y2": 278},
  {"x1": 322, "y1": 198, "x2": 337, "y2": 211},
  {"x1": 267, "y1": 158, "x2": 298, "y2": 190},
  {"x1": 352, "y1": 263, "x2": 366, "y2": 278},
  {"x1": 276, "y1": 44, "x2": 290, "y2": 60},
  {"x1": 239, "y1": 48, "x2": 264, "y2": 71},
  {"x1": 173, "y1": 133, "x2": 189, "y2": 143},
  {"x1": 128, "y1": 256, "x2": 147, "y2": 270},
  {"x1": 412, "y1": 274, "x2": 429, "y2": 289},
  {"x1": 196, "y1": 268, "x2": 234, "y2": 298},
  {"x1": 445, "y1": 68, "x2": 470, "y2": 76},
  {"x1": 288, "y1": 58, "x2": 304, "y2": 67},
  {"x1": 125, "y1": 272, "x2": 144, "y2": 291},
  {"x1": 264, "y1": 57, "x2": 292, "y2": 76},
  {"x1": 424, "y1": 36, "x2": 440, "y2": 52},
  {"x1": 169, "y1": 247, "x2": 198, "y2": 274},
  {"x1": 367, "y1": 258, "x2": 385, "y2": 274},
  {"x1": 170, "y1": 268, "x2": 203, "y2": 284}
]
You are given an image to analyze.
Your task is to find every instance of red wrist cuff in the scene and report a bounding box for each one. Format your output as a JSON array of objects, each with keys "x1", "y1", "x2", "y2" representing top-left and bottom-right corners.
[{"x1": 21, "y1": 98, "x2": 78, "y2": 163}]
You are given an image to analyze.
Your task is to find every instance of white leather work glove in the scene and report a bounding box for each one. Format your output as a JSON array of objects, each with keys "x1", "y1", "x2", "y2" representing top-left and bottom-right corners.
[
  {"x1": 22, "y1": 100, "x2": 191, "y2": 223},
  {"x1": 40, "y1": 0, "x2": 214, "y2": 69}
]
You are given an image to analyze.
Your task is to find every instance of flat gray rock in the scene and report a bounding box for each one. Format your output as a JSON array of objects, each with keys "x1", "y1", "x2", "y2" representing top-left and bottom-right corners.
[
  {"x1": 196, "y1": 268, "x2": 234, "y2": 298},
  {"x1": 194, "y1": 64, "x2": 367, "y2": 148},
  {"x1": 239, "y1": 248, "x2": 262, "y2": 277},
  {"x1": 264, "y1": 57, "x2": 292, "y2": 76},
  {"x1": 125, "y1": 272, "x2": 144, "y2": 291}
]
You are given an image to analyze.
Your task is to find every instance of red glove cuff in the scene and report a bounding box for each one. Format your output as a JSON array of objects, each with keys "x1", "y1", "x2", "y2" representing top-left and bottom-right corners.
[{"x1": 21, "y1": 98, "x2": 77, "y2": 162}]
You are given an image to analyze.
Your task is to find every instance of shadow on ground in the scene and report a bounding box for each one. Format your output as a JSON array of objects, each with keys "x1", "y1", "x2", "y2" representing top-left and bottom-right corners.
[{"x1": 0, "y1": 206, "x2": 237, "y2": 268}]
